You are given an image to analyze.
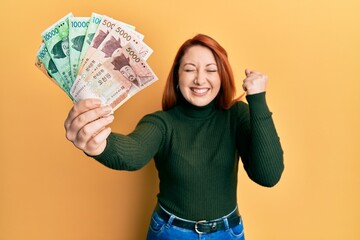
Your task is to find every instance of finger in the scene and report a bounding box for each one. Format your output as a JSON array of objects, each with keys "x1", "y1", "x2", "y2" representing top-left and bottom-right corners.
[
  {"x1": 66, "y1": 105, "x2": 112, "y2": 141},
  {"x1": 242, "y1": 83, "x2": 247, "y2": 92},
  {"x1": 74, "y1": 115, "x2": 114, "y2": 149},
  {"x1": 84, "y1": 127, "x2": 112, "y2": 156},
  {"x1": 245, "y1": 69, "x2": 263, "y2": 78},
  {"x1": 64, "y1": 99, "x2": 103, "y2": 130},
  {"x1": 242, "y1": 76, "x2": 257, "y2": 89},
  {"x1": 66, "y1": 98, "x2": 103, "y2": 127},
  {"x1": 71, "y1": 104, "x2": 112, "y2": 131},
  {"x1": 242, "y1": 73, "x2": 256, "y2": 86}
]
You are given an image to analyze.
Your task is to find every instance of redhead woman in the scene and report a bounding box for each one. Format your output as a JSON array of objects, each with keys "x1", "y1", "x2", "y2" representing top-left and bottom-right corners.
[{"x1": 64, "y1": 34, "x2": 284, "y2": 239}]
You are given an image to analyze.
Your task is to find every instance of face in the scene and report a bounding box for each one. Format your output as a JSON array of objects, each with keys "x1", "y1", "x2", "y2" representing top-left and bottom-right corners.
[
  {"x1": 178, "y1": 45, "x2": 221, "y2": 107},
  {"x1": 62, "y1": 41, "x2": 69, "y2": 57},
  {"x1": 120, "y1": 65, "x2": 136, "y2": 81}
]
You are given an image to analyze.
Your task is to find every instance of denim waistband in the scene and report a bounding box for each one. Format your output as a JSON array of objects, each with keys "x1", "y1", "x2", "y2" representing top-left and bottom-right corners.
[
  {"x1": 155, "y1": 203, "x2": 241, "y2": 234},
  {"x1": 157, "y1": 203, "x2": 239, "y2": 223}
]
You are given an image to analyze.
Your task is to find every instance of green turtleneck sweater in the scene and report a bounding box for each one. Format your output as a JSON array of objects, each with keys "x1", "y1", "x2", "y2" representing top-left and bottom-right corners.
[{"x1": 93, "y1": 92, "x2": 284, "y2": 220}]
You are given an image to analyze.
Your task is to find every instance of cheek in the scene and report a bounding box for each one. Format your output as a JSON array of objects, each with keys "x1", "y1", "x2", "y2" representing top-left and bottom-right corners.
[
  {"x1": 178, "y1": 81, "x2": 188, "y2": 97},
  {"x1": 211, "y1": 78, "x2": 221, "y2": 93},
  {"x1": 178, "y1": 74, "x2": 190, "y2": 90}
]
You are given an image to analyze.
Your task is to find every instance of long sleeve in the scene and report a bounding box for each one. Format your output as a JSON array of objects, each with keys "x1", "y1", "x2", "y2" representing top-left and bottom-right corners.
[
  {"x1": 237, "y1": 92, "x2": 284, "y2": 187},
  {"x1": 92, "y1": 114, "x2": 165, "y2": 171}
]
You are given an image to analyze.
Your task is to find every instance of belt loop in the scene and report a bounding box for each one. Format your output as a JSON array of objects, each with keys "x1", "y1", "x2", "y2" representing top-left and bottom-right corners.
[
  {"x1": 223, "y1": 218, "x2": 230, "y2": 230},
  {"x1": 167, "y1": 215, "x2": 176, "y2": 227}
]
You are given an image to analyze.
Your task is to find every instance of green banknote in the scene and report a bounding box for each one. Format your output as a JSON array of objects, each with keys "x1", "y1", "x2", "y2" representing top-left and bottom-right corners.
[
  {"x1": 69, "y1": 17, "x2": 90, "y2": 81},
  {"x1": 78, "y1": 13, "x2": 102, "y2": 70},
  {"x1": 41, "y1": 13, "x2": 73, "y2": 87},
  {"x1": 35, "y1": 43, "x2": 73, "y2": 100}
]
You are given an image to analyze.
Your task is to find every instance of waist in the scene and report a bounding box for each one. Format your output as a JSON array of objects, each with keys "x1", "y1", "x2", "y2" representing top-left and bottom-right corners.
[{"x1": 155, "y1": 203, "x2": 241, "y2": 234}]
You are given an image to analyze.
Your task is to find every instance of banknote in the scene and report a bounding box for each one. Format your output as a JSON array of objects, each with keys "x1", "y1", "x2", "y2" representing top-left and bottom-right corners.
[
  {"x1": 35, "y1": 43, "x2": 73, "y2": 99},
  {"x1": 81, "y1": 20, "x2": 153, "y2": 76},
  {"x1": 36, "y1": 13, "x2": 157, "y2": 112},
  {"x1": 77, "y1": 15, "x2": 117, "y2": 75},
  {"x1": 78, "y1": 13, "x2": 102, "y2": 69},
  {"x1": 77, "y1": 15, "x2": 142, "y2": 75},
  {"x1": 78, "y1": 13, "x2": 139, "y2": 70},
  {"x1": 41, "y1": 13, "x2": 73, "y2": 88},
  {"x1": 72, "y1": 43, "x2": 158, "y2": 110},
  {"x1": 69, "y1": 17, "x2": 90, "y2": 81},
  {"x1": 71, "y1": 17, "x2": 152, "y2": 97},
  {"x1": 103, "y1": 21, "x2": 152, "y2": 60},
  {"x1": 71, "y1": 15, "x2": 117, "y2": 96}
]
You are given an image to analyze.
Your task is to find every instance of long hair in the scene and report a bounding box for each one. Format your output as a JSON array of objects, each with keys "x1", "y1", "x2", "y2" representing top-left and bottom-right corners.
[{"x1": 162, "y1": 34, "x2": 242, "y2": 110}]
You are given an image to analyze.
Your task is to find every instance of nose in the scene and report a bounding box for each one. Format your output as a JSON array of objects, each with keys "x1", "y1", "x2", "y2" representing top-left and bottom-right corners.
[{"x1": 194, "y1": 70, "x2": 206, "y2": 85}]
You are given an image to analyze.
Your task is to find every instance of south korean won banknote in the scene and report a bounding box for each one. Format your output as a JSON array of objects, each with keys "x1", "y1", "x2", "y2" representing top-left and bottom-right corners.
[
  {"x1": 72, "y1": 43, "x2": 158, "y2": 111},
  {"x1": 78, "y1": 13, "x2": 103, "y2": 70},
  {"x1": 41, "y1": 13, "x2": 73, "y2": 88},
  {"x1": 71, "y1": 15, "x2": 150, "y2": 98},
  {"x1": 69, "y1": 16, "x2": 90, "y2": 81},
  {"x1": 35, "y1": 43, "x2": 73, "y2": 100},
  {"x1": 78, "y1": 12, "x2": 138, "y2": 69},
  {"x1": 79, "y1": 12, "x2": 138, "y2": 73}
]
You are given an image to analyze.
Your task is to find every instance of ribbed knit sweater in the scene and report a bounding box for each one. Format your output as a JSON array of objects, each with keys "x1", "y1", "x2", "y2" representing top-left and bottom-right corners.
[{"x1": 93, "y1": 92, "x2": 284, "y2": 220}]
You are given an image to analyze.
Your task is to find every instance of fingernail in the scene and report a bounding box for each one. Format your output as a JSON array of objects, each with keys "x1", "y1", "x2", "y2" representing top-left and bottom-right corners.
[
  {"x1": 103, "y1": 105, "x2": 112, "y2": 113},
  {"x1": 92, "y1": 98, "x2": 103, "y2": 105},
  {"x1": 106, "y1": 115, "x2": 114, "y2": 122}
]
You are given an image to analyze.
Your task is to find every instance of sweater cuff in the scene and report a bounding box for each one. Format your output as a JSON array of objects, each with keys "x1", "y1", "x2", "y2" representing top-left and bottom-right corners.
[
  {"x1": 84, "y1": 133, "x2": 115, "y2": 161},
  {"x1": 246, "y1": 92, "x2": 271, "y2": 118}
]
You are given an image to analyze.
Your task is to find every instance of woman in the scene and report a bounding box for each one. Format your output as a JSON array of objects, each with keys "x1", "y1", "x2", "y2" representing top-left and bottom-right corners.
[{"x1": 64, "y1": 34, "x2": 284, "y2": 239}]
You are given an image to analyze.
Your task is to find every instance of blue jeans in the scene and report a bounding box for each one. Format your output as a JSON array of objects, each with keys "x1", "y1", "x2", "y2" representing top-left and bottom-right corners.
[{"x1": 146, "y1": 206, "x2": 245, "y2": 240}]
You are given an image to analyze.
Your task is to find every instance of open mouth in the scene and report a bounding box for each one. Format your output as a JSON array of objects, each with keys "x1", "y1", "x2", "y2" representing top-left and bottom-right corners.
[{"x1": 190, "y1": 87, "x2": 210, "y2": 95}]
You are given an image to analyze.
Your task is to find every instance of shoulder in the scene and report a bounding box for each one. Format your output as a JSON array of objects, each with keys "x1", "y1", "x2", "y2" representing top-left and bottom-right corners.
[
  {"x1": 229, "y1": 100, "x2": 249, "y2": 115},
  {"x1": 226, "y1": 101, "x2": 251, "y2": 128},
  {"x1": 140, "y1": 110, "x2": 172, "y2": 122}
]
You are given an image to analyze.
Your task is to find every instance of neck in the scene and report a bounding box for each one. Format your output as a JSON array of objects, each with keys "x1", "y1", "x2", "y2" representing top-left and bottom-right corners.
[{"x1": 177, "y1": 95, "x2": 216, "y2": 119}]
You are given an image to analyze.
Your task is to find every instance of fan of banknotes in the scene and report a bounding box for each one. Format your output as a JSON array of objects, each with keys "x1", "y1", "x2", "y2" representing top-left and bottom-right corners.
[{"x1": 35, "y1": 12, "x2": 158, "y2": 111}]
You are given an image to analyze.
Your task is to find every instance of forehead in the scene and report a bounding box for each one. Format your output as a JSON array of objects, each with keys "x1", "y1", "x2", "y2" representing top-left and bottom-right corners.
[{"x1": 181, "y1": 45, "x2": 216, "y2": 64}]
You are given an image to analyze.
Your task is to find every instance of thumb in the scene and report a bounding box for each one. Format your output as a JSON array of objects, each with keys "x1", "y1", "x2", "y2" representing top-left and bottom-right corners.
[{"x1": 245, "y1": 68, "x2": 251, "y2": 77}]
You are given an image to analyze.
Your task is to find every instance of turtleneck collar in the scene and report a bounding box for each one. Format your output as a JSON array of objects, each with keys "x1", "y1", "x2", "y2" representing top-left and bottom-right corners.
[{"x1": 176, "y1": 94, "x2": 217, "y2": 119}]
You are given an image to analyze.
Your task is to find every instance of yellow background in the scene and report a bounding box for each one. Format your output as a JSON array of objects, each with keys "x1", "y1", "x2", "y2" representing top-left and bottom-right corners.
[{"x1": 1, "y1": 0, "x2": 359, "y2": 239}]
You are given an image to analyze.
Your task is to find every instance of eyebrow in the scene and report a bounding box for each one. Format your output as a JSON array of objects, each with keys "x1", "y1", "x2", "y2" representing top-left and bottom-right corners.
[{"x1": 183, "y1": 63, "x2": 217, "y2": 67}]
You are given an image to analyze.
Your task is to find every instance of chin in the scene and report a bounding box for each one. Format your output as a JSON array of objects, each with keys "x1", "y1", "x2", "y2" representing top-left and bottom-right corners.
[{"x1": 191, "y1": 100, "x2": 211, "y2": 107}]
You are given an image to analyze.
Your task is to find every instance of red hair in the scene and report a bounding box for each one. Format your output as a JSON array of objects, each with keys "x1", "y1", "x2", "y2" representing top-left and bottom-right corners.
[{"x1": 162, "y1": 34, "x2": 243, "y2": 110}]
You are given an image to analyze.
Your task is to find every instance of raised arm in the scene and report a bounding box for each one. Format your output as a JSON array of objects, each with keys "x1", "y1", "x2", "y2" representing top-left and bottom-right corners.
[{"x1": 238, "y1": 69, "x2": 284, "y2": 187}]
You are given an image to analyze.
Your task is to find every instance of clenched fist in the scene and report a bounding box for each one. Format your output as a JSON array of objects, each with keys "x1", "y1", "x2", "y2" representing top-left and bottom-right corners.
[
  {"x1": 242, "y1": 69, "x2": 268, "y2": 95},
  {"x1": 64, "y1": 99, "x2": 114, "y2": 156}
]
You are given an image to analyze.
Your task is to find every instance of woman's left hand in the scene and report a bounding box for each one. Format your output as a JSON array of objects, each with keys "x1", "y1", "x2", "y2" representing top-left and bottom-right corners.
[{"x1": 242, "y1": 69, "x2": 268, "y2": 95}]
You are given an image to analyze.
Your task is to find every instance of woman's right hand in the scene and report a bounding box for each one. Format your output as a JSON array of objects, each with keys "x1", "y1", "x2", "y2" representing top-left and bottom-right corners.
[{"x1": 64, "y1": 98, "x2": 114, "y2": 156}]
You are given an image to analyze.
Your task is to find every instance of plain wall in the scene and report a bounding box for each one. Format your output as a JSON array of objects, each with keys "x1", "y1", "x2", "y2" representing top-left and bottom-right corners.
[{"x1": 1, "y1": 0, "x2": 359, "y2": 239}]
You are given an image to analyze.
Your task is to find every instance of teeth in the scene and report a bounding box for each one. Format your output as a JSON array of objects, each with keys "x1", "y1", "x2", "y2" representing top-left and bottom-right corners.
[{"x1": 192, "y1": 88, "x2": 208, "y2": 94}]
